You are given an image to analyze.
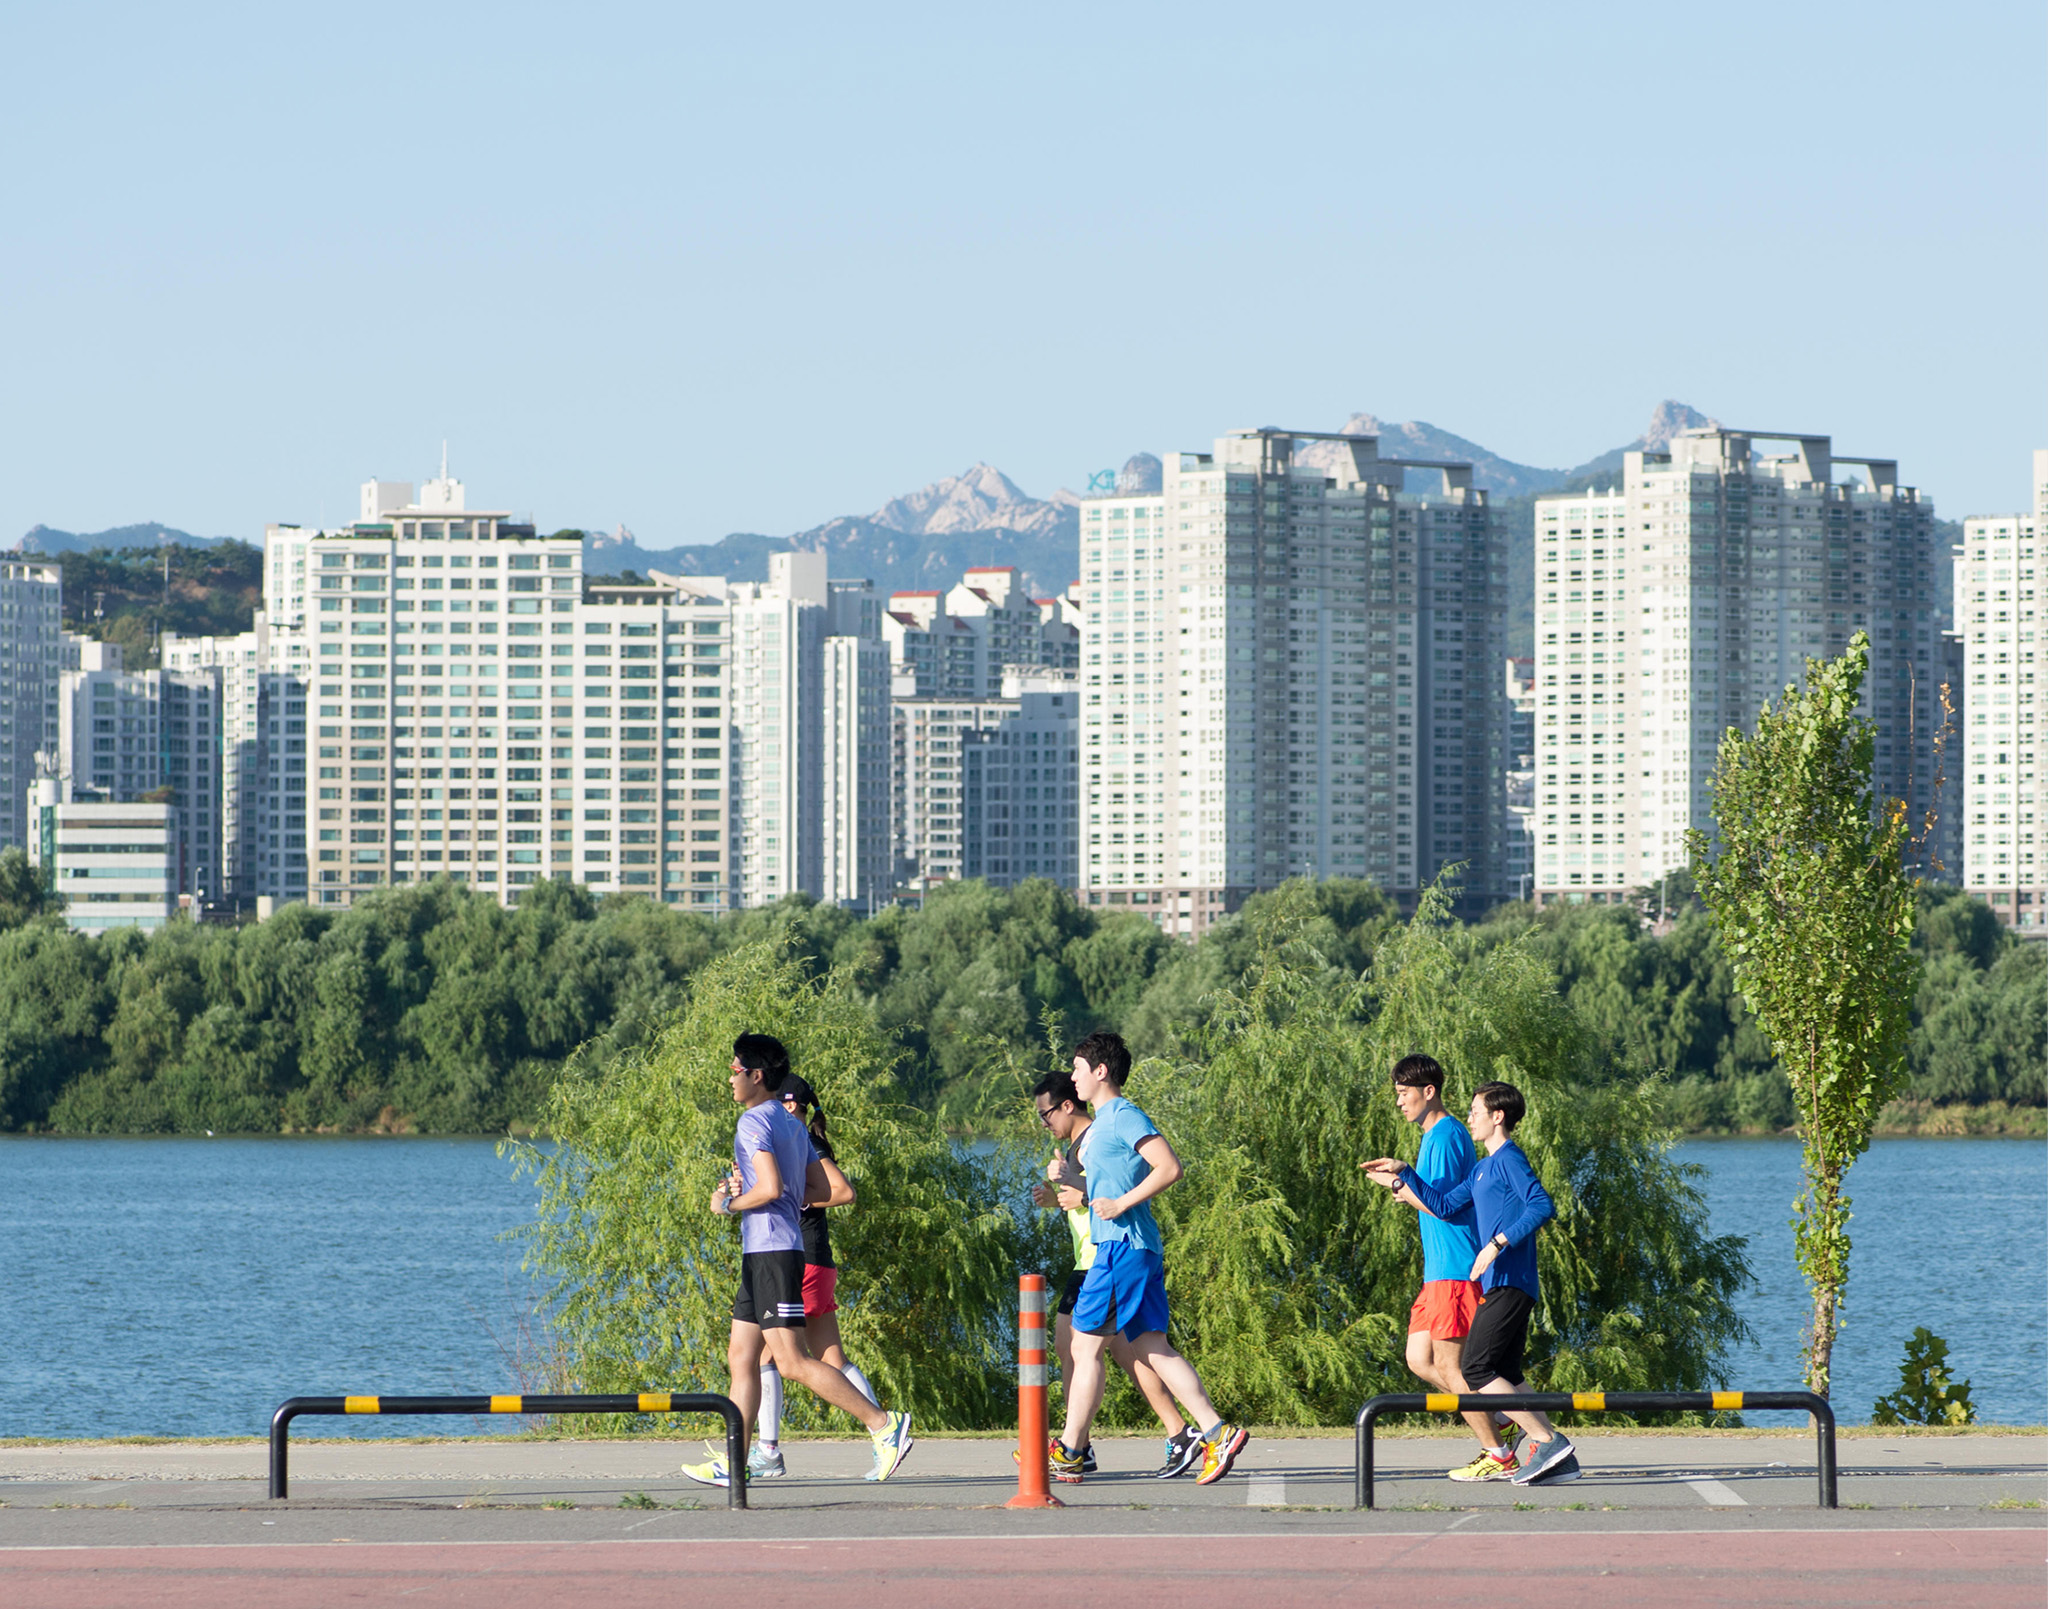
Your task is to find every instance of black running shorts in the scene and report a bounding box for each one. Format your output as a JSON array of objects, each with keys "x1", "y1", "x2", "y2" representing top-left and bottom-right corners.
[
  {"x1": 1459, "y1": 1284, "x2": 1535, "y2": 1389},
  {"x1": 733, "y1": 1249, "x2": 807, "y2": 1330},
  {"x1": 1057, "y1": 1268, "x2": 1086, "y2": 1317}
]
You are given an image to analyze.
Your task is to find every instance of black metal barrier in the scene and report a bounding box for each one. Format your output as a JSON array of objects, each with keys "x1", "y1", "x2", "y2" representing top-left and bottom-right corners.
[
  {"x1": 269, "y1": 1391, "x2": 748, "y2": 1508},
  {"x1": 1354, "y1": 1389, "x2": 1836, "y2": 1510}
]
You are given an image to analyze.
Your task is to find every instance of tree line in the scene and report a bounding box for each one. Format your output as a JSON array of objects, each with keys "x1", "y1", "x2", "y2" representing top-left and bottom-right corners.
[{"x1": 0, "y1": 850, "x2": 2038, "y2": 1137}]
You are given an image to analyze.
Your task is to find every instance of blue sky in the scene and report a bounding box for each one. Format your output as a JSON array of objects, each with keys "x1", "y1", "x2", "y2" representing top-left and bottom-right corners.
[{"x1": 4, "y1": 2, "x2": 2041, "y2": 544}]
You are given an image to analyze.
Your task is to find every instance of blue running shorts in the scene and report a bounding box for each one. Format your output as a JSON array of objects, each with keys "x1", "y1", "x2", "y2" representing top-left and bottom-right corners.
[{"x1": 1069, "y1": 1240, "x2": 1170, "y2": 1343}]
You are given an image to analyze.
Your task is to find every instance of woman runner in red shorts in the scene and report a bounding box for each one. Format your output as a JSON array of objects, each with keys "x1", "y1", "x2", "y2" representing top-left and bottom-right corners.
[{"x1": 749, "y1": 1075, "x2": 879, "y2": 1478}]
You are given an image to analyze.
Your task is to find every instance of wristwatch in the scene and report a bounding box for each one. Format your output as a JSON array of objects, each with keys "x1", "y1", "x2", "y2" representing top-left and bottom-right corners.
[{"x1": 1491, "y1": 1232, "x2": 1509, "y2": 1251}]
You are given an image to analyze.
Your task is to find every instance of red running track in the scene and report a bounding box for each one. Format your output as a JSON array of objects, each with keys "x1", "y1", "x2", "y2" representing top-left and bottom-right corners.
[{"x1": 1, "y1": 1530, "x2": 2039, "y2": 1609}]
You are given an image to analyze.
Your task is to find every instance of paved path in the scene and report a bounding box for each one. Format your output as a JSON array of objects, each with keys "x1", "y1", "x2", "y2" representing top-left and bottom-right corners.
[
  {"x1": 0, "y1": 1531, "x2": 2041, "y2": 1609},
  {"x1": 2, "y1": 1434, "x2": 2039, "y2": 1606}
]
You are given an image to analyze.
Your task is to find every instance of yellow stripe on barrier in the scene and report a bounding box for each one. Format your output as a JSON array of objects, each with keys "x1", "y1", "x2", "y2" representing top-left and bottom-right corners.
[
  {"x1": 490, "y1": 1395, "x2": 523, "y2": 1415},
  {"x1": 1425, "y1": 1393, "x2": 1459, "y2": 1413},
  {"x1": 639, "y1": 1392, "x2": 671, "y2": 1413},
  {"x1": 1712, "y1": 1390, "x2": 1743, "y2": 1411},
  {"x1": 1572, "y1": 1392, "x2": 1605, "y2": 1411},
  {"x1": 344, "y1": 1396, "x2": 380, "y2": 1415}
]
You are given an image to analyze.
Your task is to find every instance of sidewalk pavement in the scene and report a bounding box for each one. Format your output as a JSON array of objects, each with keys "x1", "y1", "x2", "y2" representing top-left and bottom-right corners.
[{"x1": 0, "y1": 1431, "x2": 2040, "y2": 1543}]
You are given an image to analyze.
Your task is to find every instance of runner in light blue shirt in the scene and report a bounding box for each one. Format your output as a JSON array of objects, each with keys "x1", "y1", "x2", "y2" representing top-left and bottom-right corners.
[{"x1": 1050, "y1": 1030, "x2": 1250, "y2": 1489}]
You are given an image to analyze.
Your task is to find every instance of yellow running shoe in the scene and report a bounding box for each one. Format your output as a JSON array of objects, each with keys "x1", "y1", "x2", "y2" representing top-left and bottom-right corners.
[
  {"x1": 1194, "y1": 1424, "x2": 1249, "y2": 1485},
  {"x1": 1448, "y1": 1447, "x2": 1519, "y2": 1482}
]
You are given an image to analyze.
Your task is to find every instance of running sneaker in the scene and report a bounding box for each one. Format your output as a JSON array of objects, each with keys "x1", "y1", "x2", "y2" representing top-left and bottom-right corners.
[
  {"x1": 1525, "y1": 1450, "x2": 1582, "y2": 1486},
  {"x1": 1511, "y1": 1434, "x2": 1578, "y2": 1486},
  {"x1": 746, "y1": 1441, "x2": 786, "y2": 1479},
  {"x1": 1493, "y1": 1417, "x2": 1525, "y2": 1461},
  {"x1": 1153, "y1": 1428, "x2": 1204, "y2": 1479},
  {"x1": 678, "y1": 1454, "x2": 731, "y2": 1488},
  {"x1": 1014, "y1": 1437, "x2": 1095, "y2": 1474},
  {"x1": 868, "y1": 1410, "x2": 916, "y2": 1483},
  {"x1": 1447, "y1": 1448, "x2": 1519, "y2": 1482},
  {"x1": 1193, "y1": 1423, "x2": 1249, "y2": 1485},
  {"x1": 1048, "y1": 1437, "x2": 1088, "y2": 1484}
]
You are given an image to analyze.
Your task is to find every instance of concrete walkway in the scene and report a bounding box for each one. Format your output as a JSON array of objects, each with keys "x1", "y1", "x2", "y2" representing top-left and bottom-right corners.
[{"x1": 0, "y1": 1431, "x2": 2039, "y2": 1535}]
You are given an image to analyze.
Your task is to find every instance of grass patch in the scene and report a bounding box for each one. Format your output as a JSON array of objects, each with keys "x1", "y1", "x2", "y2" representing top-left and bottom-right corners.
[
  {"x1": 1988, "y1": 1497, "x2": 2045, "y2": 1510},
  {"x1": 1391, "y1": 1501, "x2": 1458, "y2": 1512},
  {"x1": 618, "y1": 1491, "x2": 659, "y2": 1510},
  {"x1": 543, "y1": 1500, "x2": 575, "y2": 1510}
]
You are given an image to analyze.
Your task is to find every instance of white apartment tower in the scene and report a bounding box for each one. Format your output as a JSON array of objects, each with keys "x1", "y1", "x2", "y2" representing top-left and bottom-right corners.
[
  {"x1": 1, "y1": 559, "x2": 63, "y2": 853},
  {"x1": 164, "y1": 622, "x2": 307, "y2": 907},
  {"x1": 1080, "y1": 428, "x2": 1504, "y2": 934},
  {"x1": 1532, "y1": 429, "x2": 1950, "y2": 903},
  {"x1": 55, "y1": 640, "x2": 225, "y2": 902},
  {"x1": 1955, "y1": 448, "x2": 2048, "y2": 928}
]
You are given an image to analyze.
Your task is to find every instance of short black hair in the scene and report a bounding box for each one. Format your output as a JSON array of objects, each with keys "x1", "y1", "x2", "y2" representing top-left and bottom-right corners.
[
  {"x1": 1474, "y1": 1080, "x2": 1526, "y2": 1133},
  {"x1": 1391, "y1": 1053, "x2": 1445, "y2": 1093},
  {"x1": 1073, "y1": 1030, "x2": 1131, "y2": 1089},
  {"x1": 1032, "y1": 1070, "x2": 1082, "y2": 1110},
  {"x1": 733, "y1": 1033, "x2": 791, "y2": 1093}
]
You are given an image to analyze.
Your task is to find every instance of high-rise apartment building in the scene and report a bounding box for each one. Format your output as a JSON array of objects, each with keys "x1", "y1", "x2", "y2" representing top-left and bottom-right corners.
[
  {"x1": 0, "y1": 558, "x2": 63, "y2": 853},
  {"x1": 891, "y1": 693, "x2": 1020, "y2": 894},
  {"x1": 1954, "y1": 448, "x2": 2048, "y2": 928},
  {"x1": 57, "y1": 641, "x2": 156, "y2": 800},
  {"x1": 718, "y1": 553, "x2": 891, "y2": 910},
  {"x1": 54, "y1": 639, "x2": 224, "y2": 902},
  {"x1": 1503, "y1": 657, "x2": 1535, "y2": 902},
  {"x1": 1532, "y1": 429, "x2": 1950, "y2": 902},
  {"x1": 960, "y1": 670, "x2": 1080, "y2": 888},
  {"x1": 164, "y1": 622, "x2": 305, "y2": 907},
  {"x1": 1079, "y1": 428, "x2": 1504, "y2": 935},
  {"x1": 821, "y1": 581, "x2": 892, "y2": 911}
]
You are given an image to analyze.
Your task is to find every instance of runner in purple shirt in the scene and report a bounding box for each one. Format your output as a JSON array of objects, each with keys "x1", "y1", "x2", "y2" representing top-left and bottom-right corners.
[{"x1": 680, "y1": 1033, "x2": 915, "y2": 1489}]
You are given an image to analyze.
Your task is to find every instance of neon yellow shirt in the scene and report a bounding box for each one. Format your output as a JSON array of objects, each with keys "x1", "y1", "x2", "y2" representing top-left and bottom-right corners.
[{"x1": 1053, "y1": 1148, "x2": 1098, "y2": 1272}]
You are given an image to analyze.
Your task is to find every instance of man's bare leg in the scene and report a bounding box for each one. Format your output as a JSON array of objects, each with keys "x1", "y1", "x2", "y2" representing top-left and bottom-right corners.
[
  {"x1": 726, "y1": 1323, "x2": 767, "y2": 1457},
  {"x1": 1110, "y1": 1334, "x2": 1187, "y2": 1438},
  {"x1": 1478, "y1": 1374, "x2": 1559, "y2": 1443},
  {"x1": 760, "y1": 1325, "x2": 888, "y2": 1432},
  {"x1": 1121, "y1": 1332, "x2": 1221, "y2": 1433},
  {"x1": 1430, "y1": 1337, "x2": 1502, "y2": 1450},
  {"x1": 1061, "y1": 1328, "x2": 1109, "y2": 1449}
]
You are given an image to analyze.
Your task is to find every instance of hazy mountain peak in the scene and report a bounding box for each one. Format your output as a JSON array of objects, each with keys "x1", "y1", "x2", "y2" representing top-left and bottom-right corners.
[
  {"x1": 1638, "y1": 399, "x2": 1718, "y2": 450},
  {"x1": 870, "y1": 462, "x2": 1056, "y2": 538}
]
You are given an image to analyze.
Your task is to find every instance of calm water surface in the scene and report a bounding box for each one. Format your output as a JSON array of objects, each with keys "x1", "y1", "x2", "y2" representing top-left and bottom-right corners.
[{"x1": 0, "y1": 1133, "x2": 2040, "y2": 1437}]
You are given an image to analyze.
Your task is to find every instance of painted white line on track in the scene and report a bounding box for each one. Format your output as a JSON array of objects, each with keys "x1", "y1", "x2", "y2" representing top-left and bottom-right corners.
[
  {"x1": 1686, "y1": 1478, "x2": 1747, "y2": 1507},
  {"x1": 1246, "y1": 1473, "x2": 1285, "y2": 1506}
]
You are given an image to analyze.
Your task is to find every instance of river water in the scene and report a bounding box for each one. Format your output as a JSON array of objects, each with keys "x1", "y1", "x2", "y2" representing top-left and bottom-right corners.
[{"x1": 0, "y1": 1134, "x2": 2039, "y2": 1438}]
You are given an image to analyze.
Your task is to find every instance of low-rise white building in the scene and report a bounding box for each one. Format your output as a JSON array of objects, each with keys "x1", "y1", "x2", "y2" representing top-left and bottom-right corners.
[{"x1": 29, "y1": 779, "x2": 176, "y2": 934}]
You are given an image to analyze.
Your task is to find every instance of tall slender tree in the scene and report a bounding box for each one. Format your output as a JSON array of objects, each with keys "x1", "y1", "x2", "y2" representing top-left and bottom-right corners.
[{"x1": 1688, "y1": 632, "x2": 1920, "y2": 1395}]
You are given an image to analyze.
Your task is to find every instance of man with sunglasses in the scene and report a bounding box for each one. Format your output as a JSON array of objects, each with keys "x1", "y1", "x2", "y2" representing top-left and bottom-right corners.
[{"x1": 1031, "y1": 1070, "x2": 1203, "y2": 1479}]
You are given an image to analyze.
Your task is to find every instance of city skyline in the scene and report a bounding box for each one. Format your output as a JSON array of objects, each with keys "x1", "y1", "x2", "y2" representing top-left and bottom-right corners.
[{"x1": 3, "y1": 5, "x2": 2040, "y2": 551}]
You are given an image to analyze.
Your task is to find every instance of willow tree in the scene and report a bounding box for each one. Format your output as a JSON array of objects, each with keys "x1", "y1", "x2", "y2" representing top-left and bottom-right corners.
[{"x1": 1687, "y1": 632, "x2": 1920, "y2": 1396}]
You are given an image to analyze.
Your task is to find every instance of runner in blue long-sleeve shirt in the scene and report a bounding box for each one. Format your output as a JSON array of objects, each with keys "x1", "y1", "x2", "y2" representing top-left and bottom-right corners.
[{"x1": 1364, "y1": 1081, "x2": 1582, "y2": 1486}]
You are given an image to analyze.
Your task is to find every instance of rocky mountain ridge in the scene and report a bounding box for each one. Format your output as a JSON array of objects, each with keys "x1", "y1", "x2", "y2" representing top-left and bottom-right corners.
[{"x1": 17, "y1": 403, "x2": 1723, "y2": 605}]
